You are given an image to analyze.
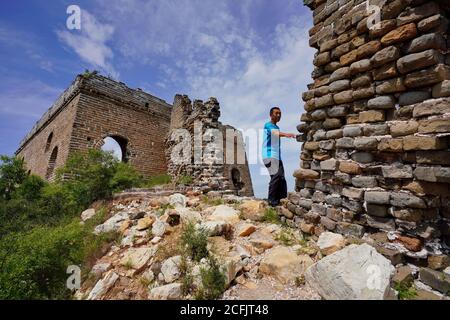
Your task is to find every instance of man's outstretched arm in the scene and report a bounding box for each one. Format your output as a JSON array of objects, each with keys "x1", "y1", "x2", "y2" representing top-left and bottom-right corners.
[{"x1": 272, "y1": 130, "x2": 296, "y2": 139}]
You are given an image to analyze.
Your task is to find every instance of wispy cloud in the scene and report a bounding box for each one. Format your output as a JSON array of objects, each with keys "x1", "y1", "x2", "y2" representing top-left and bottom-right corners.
[{"x1": 56, "y1": 10, "x2": 117, "y2": 78}]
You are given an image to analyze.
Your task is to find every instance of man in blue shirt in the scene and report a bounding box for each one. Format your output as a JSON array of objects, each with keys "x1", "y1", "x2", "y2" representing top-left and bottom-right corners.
[{"x1": 262, "y1": 107, "x2": 296, "y2": 207}]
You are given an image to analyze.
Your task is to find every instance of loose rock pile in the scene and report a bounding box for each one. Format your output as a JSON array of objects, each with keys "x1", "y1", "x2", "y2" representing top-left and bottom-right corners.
[
  {"x1": 288, "y1": 0, "x2": 450, "y2": 282},
  {"x1": 76, "y1": 190, "x2": 449, "y2": 300}
]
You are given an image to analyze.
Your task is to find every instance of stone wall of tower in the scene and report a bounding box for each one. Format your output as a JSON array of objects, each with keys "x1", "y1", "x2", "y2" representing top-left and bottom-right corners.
[
  {"x1": 166, "y1": 97, "x2": 254, "y2": 196},
  {"x1": 285, "y1": 0, "x2": 450, "y2": 265}
]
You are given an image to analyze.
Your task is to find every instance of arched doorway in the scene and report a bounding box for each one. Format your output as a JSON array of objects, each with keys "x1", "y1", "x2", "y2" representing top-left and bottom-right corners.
[
  {"x1": 46, "y1": 146, "x2": 58, "y2": 180},
  {"x1": 231, "y1": 168, "x2": 244, "y2": 192},
  {"x1": 101, "y1": 136, "x2": 129, "y2": 162}
]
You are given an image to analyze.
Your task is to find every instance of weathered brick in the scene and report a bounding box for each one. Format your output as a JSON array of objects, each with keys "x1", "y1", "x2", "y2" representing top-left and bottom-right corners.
[
  {"x1": 359, "y1": 110, "x2": 385, "y2": 123},
  {"x1": 397, "y1": 49, "x2": 444, "y2": 74},
  {"x1": 381, "y1": 23, "x2": 417, "y2": 46},
  {"x1": 403, "y1": 136, "x2": 447, "y2": 151}
]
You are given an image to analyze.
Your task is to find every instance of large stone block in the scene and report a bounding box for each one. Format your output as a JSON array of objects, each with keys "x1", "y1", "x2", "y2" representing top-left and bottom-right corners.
[
  {"x1": 381, "y1": 165, "x2": 413, "y2": 179},
  {"x1": 418, "y1": 118, "x2": 450, "y2": 134},
  {"x1": 381, "y1": 23, "x2": 417, "y2": 46},
  {"x1": 406, "y1": 33, "x2": 446, "y2": 54},
  {"x1": 371, "y1": 46, "x2": 400, "y2": 68},
  {"x1": 403, "y1": 136, "x2": 446, "y2": 151},
  {"x1": 413, "y1": 98, "x2": 450, "y2": 117},
  {"x1": 305, "y1": 244, "x2": 395, "y2": 300},
  {"x1": 405, "y1": 64, "x2": 450, "y2": 89},
  {"x1": 359, "y1": 110, "x2": 385, "y2": 123},
  {"x1": 368, "y1": 96, "x2": 396, "y2": 109},
  {"x1": 397, "y1": 49, "x2": 443, "y2": 74}
]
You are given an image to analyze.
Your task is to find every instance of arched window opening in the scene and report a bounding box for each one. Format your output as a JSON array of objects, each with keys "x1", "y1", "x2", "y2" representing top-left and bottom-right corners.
[
  {"x1": 231, "y1": 168, "x2": 244, "y2": 191},
  {"x1": 46, "y1": 146, "x2": 58, "y2": 180},
  {"x1": 45, "y1": 132, "x2": 53, "y2": 152},
  {"x1": 101, "y1": 136, "x2": 128, "y2": 162}
]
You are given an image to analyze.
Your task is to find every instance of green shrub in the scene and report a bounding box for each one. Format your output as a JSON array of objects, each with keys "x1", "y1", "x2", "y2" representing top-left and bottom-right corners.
[
  {"x1": 394, "y1": 282, "x2": 417, "y2": 300},
  {"x1": 0, "y1": 216, "x2": 118, "y2": 299},
  {"x1": 143, "y1": 174, "x2": 171, "y2": 188},
  {"x1": 0, "y1": 155, "x2": 28, "y2": 200},
  {"x1": 181, "y1": 222, "x2": 209, "y2": 262},
  {"x1": 195, "y1": 256, "x2": 226, "y2": 300},
  {"x1": 0, "y1": 150, "x2": 139, "y2": 299},
  {"x1": 262, "y1": 207, "x2": 280, "y2": 224},
  {"x1": 177, "y1": 175, "x2": 193, "y2": 186},
  {"x1": 110, "y1": 162, "x2": 143, "y2": 192}
]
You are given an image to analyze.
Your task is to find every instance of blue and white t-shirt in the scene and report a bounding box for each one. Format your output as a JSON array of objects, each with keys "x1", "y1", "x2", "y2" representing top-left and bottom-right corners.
[{"x1": 262, "y1": 121, "x2": 281, "y2": 160}]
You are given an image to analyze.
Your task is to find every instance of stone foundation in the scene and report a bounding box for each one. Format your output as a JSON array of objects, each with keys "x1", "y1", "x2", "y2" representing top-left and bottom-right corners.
[{"x1": 286, "y1": 0, "x2": 450, "y2": 265}]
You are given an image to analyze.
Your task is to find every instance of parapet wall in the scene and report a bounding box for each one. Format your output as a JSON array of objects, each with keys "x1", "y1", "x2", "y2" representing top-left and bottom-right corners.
[{"x1": 286, "y1": 0, "x2": 450, "y2": 264}]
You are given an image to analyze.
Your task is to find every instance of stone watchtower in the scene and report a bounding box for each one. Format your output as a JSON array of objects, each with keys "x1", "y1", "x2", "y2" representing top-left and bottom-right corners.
[
  {"x1": 16, "y1": 74, "x2": 172, "y2": 180},
  {"x1": 165, "y1": 95, "x2": 254, "y2": 196},
  {"x1": 285, "y1": 0, "x2": 450, "y2": 266},
  {"x1": 16, "y1": 73, "x2": 254, "y2": 196}
]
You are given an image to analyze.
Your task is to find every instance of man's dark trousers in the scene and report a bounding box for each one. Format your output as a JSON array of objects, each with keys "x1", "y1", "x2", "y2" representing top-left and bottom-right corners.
[{"x1": 264, "y1": 158, "x2": 287, "y2": 206}]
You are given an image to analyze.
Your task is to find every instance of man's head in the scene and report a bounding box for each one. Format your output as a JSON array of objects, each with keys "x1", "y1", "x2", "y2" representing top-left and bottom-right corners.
[{"x1": 270, "y1": 107, "x2": 281, "y2": 123}]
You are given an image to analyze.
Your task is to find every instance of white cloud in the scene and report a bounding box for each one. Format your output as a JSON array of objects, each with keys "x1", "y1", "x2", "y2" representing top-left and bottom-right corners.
[{"x1": 56, "y1": 10, "x2": 118, "y2": 78}]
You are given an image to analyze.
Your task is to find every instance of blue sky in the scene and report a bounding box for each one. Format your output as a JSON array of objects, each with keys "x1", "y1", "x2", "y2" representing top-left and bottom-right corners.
[{"x1": 0, "y1": 0, "x2": 314, "y2": 198}]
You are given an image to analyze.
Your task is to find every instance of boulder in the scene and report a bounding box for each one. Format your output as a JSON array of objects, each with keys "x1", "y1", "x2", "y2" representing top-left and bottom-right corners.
[
  {"x1": 237, "y1": 223, "x2": 257, "y2": 237},
  {"x1": 87, "y1": 271, "x2": 119, "y2": 300},
  {"x1": 120, "y1": 247, "x2": 155, "y2": 271},
  {"x1": 200, "y1": 221, "x2": 232, "y2": 237},
  {"x1": 169, "y1": 193, "x2": 187, "y2": 209},
  {"x1": 177, "y1": 208, "x2": 202, "y2": 224},
  {"x1": 152, "y1": 220, "x2": 167, "y2": 237},
  {"x1": 305, "y1": 244, "x2": 395, "y2": 300},
  {"x1": 81, "y1": 208, "x2": 96, "y2": 222},
  {"x1": 207, "y1": 205, "x2": 240, "y2": 224},
  {"x1": 161, "y1": 256, "x2": 182, "y2": 283},
  {"x1": 137, "y1": 216, "x2": 155, "y2": 231},
  {"x1": 239, "y1": 200, "x2": 266, "y2": 221},
  {"x1": 93, "y1": 212, "x2": 129, "y2": 235},
  {"x1": 259, "y1": 246, "x2": 313, "y2": 284},
  {"x1": 317, "y1": 232, "x2": 346, "y2": 256},
  {"x1": 149, "y1": 283, "x2": 183, "y2": 300}
]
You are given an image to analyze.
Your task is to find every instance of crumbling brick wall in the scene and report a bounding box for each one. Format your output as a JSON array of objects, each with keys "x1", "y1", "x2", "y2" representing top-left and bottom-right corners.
[
  {"x1": 286, "y1": 0, "x2": 450, "y2": 263},
  {"x1": 166, "y1": 96, "x2": 254, "y2": 196}
]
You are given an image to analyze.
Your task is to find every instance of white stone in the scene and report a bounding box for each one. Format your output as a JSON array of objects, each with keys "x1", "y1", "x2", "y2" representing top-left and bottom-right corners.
[
  {"x1": 81, "y1": 208, "x2": 96, "y2": 221},
  {"x1": 90, "y1": 262, "x2": 112, "y2": 277},
  {"x1": 207, "y1": 205, "x2": 240, "y2": 224},
  {"x1": 305, "y1": 244, "x2": 395, "y2": 300},
  {"x1": 200, "y1": 221, "x2": 232, "y2": 237},
  {"x1": 120, "y1": 247, "x2": 155, "y2": 271},
  {"x1": 177, "y1": 207, "x2": 202, "y2": 224},
  {"x1": 93, "y1": 211, "x2": 129, "y2": 235},
  {"x1": 161, "y1": 255, "x2": 182, "y2": 283},
  {"x1": 169, "y1": 193, "x2": 187, "y2": 208},
  {"x1": 152, "y1": 220, "x2": 167, "y2": 237},
  {"x1": 259, "y1": 246, "x2": 314, "y2": 284},
  {"x1": 149, "y1": 283, "x2": 183, "y2": 300},
  {"x1": 87, "y1": 271, "x2": 119, "y2": 300},
  {"x1": 317, "y1": 232, "x2": 346, "y2": 256}
]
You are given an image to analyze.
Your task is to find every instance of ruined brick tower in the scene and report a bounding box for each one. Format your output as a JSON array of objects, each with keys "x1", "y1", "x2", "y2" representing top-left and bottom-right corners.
[
  {"x1": 16, "y1": 73, "x2": 253, "y2": 196},
  {"x1": 286, "y1": 0, "x2": 450, "y2": 264},
  {"x1": 165, "y1": 95, "x2": 254, "y2": 197}
]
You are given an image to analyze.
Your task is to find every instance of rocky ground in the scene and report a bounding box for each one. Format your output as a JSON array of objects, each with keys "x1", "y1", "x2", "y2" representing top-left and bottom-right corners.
[{"x1": 74, "y1": 190, "x2": 450, "y2": 300}]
